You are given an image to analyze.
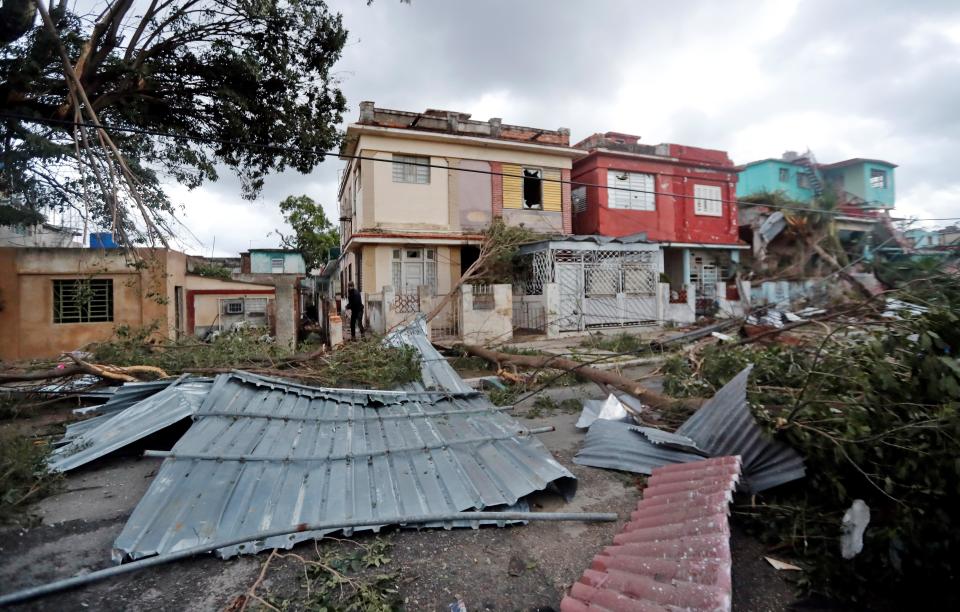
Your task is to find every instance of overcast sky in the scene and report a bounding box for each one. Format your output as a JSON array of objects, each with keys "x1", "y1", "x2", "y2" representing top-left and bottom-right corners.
[{"x1": 168, "y1": 0, "x2": 960, "y2": 256}]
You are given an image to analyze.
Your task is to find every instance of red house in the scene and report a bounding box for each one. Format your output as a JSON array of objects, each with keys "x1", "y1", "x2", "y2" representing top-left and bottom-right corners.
[{"x1": 572, "y1": 132, "x2": 747, "y2": 302}]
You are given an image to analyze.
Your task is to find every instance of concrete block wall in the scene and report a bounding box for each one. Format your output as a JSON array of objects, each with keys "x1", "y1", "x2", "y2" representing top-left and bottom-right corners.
[
  {"x1": 461, "y1": 284, "x2": 513, "y2": 345},
  {"x1": 659, "y1": 282, "x2": 696, "y2": 325}
]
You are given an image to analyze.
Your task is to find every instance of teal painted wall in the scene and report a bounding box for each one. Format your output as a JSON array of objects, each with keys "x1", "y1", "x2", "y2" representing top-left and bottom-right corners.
[
  {"x1": 736, "y1": 160, "x2": 815, "y2": 202},
  {"x1": 862, "y1": 162, "x2": 896, "y2": 207},
  {"x1": 250, "y1": 251, "x2": 306, "y2": 274}
]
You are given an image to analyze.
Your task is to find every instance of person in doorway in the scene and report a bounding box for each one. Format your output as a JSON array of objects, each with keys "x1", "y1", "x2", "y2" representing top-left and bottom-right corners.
[{"x1": 346, "y1": 282, "x2": 365, "y2": 339}]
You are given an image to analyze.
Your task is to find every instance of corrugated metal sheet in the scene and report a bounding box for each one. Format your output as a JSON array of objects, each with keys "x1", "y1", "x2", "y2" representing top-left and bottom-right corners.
[
  {"x1": 384, "y1": 317, "x2": 474, "y2": 394},
  {"x1": 573, "y1": 420, "x2": 707, "y2": 475},
  {"x1": 677, "y1": 366, "x2": 805, "y2": 492},
  {"x1": 113, "y1": 370, "x2": 576, "y2": 561},
  {"x1": 48, "y1": 379, "x2": 213, "y2": 473},
  {"x1": 73, "y1": 378, "x2": 185, "y2": 416},
  {"x1": 561, "y1": 456, "x2": 741, "y2": 612}
]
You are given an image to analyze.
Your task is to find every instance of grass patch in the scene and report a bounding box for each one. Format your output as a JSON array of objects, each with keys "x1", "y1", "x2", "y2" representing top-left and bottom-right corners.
[
  {"x1": 0, "y1": 433, "x2": 61, "y2": 526},
  {"x1": 526, "y1": 395, "x2": 582, "y2": 419},
  {"x1": 580, "y1": 332, "x2": 649, "y2": 354}
]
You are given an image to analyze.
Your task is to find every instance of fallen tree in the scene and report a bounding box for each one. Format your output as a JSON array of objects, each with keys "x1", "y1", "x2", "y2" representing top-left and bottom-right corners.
[{"x1": 462, "y1": 344, "x2": 700, "y2": 413}]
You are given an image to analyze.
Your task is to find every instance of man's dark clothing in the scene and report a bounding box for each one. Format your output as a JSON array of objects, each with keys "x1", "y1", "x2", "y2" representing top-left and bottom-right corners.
[{"x1": 346, "y1": 288, "x2": 365, "y2": 339}]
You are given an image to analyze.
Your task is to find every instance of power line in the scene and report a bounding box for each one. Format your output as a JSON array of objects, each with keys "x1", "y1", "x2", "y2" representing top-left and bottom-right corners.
[{"x1": 4, "y1": 112, "x2": 953, "y2": 222}]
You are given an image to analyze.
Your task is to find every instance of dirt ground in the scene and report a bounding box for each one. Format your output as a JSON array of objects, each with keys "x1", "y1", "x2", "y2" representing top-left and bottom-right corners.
[{"x1": 0, "y1": 367, "x2": 802, "y2": 611}]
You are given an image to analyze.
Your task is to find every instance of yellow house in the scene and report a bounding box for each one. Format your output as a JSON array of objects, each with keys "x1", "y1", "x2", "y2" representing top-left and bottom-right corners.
[{"x1": 335, "y1": 102, "x2": 584, "y2": 298}]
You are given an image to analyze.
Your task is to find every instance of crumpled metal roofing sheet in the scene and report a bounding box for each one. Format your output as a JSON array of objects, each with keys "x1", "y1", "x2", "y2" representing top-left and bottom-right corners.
[
  {"x1": 677, "y1": 365, "x2": 805, "y2": 492},
  {"x1": 48, "y1": 378, "x2": 213, "y2": 473},
  {"x1": 384, "y1": 316, "x2": 474, "y2": 394},
  {"x1": 113, "y1": 370, "x2": 576, "y2": 560},
  {"x1": 561, "y1": 456, "x2": 741, "y2": 612},
  {"x1": 573, "y1": 420, "x2": 706, "y2": 475},
  {"x1": 73, "y1": 378, "x2": 184, "y2": 416}
]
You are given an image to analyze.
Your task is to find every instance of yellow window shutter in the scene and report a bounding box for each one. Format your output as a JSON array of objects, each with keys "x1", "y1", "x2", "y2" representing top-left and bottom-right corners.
[
  {"x1": 542, "y1": 168, "x2": 562, "y2": 212},
  {"x1": 502, "y1": 163, "x2": 523, "y2": 209}
]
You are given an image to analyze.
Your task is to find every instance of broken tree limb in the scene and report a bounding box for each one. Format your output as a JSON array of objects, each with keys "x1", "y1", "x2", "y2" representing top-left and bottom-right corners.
[
  {"x1": 462, "y1": 344, "x2": 700, "y2": 412},
  {"x1": 808, "y1": 239, "x2": 874, "y2": 299},
  {"x1": 0, "y1": 364, "x2": 88, "y2": 383}
]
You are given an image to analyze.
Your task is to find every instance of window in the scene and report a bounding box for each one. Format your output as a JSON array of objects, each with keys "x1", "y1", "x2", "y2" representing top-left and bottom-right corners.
[
  {"x1": 572, "y1": 186, "x2": 587, "y2": 214},
  {"x1": 797, "y1": 173, "x2": 810, "y2": 189},
  {"x1": 270, "y1": 257, "x2": 284, "y2": 273},
  {"x1": 223, "y1": 300, "x2": 244, "y2": 315},
  {"x1": 693, "y1": 184, "x2": 723, "y2": 217},
  {"x1": 522, "y1": 168, "x2": 543, "y2": 209},
  {"x1": 53, "y1": 279, "x2": 113, "y2": 323},
  {"x1": 778, "y1": 168, "x2": 789, "y2": 182},
  {"x1": 392, "y1": 154, "x2": 430, "y2": 184},
  {"x1": 245, "y1": 298, "x2": 268, "y2": 315},
  {"x1": 607, "y1": 170, "x2": 655, "y2": 211},
  {"x1": 392, "y1": 247, "x2": 437, "y2": 293},
  {"x1": 870, "y1": 169, "x2": 887, "y2": 189}
]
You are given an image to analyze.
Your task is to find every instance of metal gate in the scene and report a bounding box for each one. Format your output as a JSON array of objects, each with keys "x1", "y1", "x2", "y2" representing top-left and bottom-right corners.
[
  {"x1": 555, "y1": 250, "x2": 658, "y2": 332},
  {"x1": 430, "y1": 289, "x2": 461, "y2": 342}
]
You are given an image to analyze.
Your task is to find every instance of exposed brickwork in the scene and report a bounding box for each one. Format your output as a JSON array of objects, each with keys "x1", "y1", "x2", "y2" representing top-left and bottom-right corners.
[
  {"x1": 561, "y1": 168, "x2": 572, "y2": 234},
  {"x1": 490, "y1": 161, "x2": 503, "y2": 218},
  {"x1": 356, "y1": 103, "x2": 570, "y2": 147},
  {"x1": 561, "y1": 456, "x2": 741, "y2": 612}
]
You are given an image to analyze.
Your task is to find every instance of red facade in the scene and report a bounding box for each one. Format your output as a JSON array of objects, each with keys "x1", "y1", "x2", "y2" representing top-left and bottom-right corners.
[{"x1": 572, "y1": 134, "x2": 740, "y2": 245}]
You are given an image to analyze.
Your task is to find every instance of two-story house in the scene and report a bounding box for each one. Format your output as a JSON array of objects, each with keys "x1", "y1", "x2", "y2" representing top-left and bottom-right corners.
[
  {"x1": 736, "y1": 151, "x2": 897, "y2": 214},
  {"x1": 736, "y1": 152, "x2": 899, "y2": 264},
  {"x1": 571, "y1": 132, "x2": 745, "y2": 302},
  {"x1": 335, "y1": 102, "x2": 580, "y2": 299}
]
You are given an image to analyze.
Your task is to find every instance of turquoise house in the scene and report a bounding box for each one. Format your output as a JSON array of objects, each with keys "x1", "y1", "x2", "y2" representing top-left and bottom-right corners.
[
  {"x1": 241, "y1": 249, "x2": 306, "y2": 274},
  {"x1": 737, "y1": 153, "x2": 896, "y2": 209}
]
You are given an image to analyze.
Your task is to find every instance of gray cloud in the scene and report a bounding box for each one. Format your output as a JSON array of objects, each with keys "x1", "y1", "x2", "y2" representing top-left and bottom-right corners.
[{"x1": 171, "y1": 0, "x2": 960, "y2": 255}]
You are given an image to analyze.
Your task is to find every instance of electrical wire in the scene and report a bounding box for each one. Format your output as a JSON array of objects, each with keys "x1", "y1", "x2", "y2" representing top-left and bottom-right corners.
[{"x1": 4, "y1": 112, "x2": 954, "y2": 221}]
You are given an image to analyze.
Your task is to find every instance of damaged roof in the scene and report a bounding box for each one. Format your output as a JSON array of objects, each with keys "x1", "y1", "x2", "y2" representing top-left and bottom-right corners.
[
  {"x1": 114, "y1": 370, "x2": 576, "y2": 561},
  {"x1": 562, "y1": 456, "x2": 741, "y2": 612},
  {"x1": 48, "y1": 378, "x2": 213, "y2": 473},
  {"x1": 677, "y1": 366, "x2": 805, "y2": 492},
  {"x1": 573, "y1": 420, "x2": 707, "y2": 475}
]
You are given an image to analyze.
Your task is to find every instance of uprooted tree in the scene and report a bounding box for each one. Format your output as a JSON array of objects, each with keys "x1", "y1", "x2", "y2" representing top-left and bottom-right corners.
[{"x1": 1, "y1": 0, "x2": 348, "y2": 244}]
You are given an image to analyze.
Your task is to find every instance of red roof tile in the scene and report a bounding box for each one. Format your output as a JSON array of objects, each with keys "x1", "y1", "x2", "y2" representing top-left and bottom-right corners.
[{"x1": 561, "y1": 456, "x2": 741, "y2": 612}]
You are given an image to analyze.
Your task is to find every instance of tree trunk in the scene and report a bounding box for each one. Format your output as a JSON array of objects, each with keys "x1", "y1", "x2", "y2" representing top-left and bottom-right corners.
[{"x1": 462, "y1": 344, "x2": 700, "y2": 413}]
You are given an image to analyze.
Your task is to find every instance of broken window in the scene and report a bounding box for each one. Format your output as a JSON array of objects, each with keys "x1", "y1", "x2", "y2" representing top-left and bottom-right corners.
[
  {"x1": 392, "y1": 154, "x2": 430, "y2": 184},
  {"x1": 778, "y1": 168, "x2": 789, "y2": 182},
  {"x1": 53, "y1": 279, "x2": 113, "y2": 323},
  {"x1": 523, "y1": 168, "x2": 543, "y2": 209},
  {"x1": 693, "y1": 184, "x2": 723, "y2": 217},
  {"x1": 870, "y1": 169, "x2": 887, "y2": 189}
]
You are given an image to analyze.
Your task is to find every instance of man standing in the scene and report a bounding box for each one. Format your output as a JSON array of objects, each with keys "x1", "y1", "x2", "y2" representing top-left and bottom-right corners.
[{"x1": 345, "y1": 282, "x2": 365, "y2": 339}]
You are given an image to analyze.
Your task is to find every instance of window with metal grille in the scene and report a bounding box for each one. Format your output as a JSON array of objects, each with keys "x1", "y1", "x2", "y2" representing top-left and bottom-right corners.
[
  {"x1": 53, "y1": 279, "x2": 113, "y2": 323},
  {"x1": 870, "y1": 169, "x2": 887, "y2": 189},
  {"x1": 693, "y1": 184, "x2": 723, "y2": 217},
  {"x1": 223, "y1": 300, "x2": 244, "y2": 315},
  {"x1": 245, "y1": 298, "x2": 268, "y2": 315},
  {"x1": 607, "y1": 170, "x2": 655, "y2": 211},
  {"x1": 572, "y1": 186, "x2": 587, "y2": 214},
  {"x1": 778, "y1": 168, "x2": 789, "y2": 182},
  {"x1": 392, "y1": 154, "x2": 430, "y2": 184},
  {"x1": 797, "y1": 172, "x2": 811, "y2": 189}
]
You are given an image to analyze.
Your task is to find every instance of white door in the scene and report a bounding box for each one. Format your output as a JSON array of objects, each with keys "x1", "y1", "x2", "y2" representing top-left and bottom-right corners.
[{"x1": 402, "y1": 262, "x2": 423, "y2": 292}]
